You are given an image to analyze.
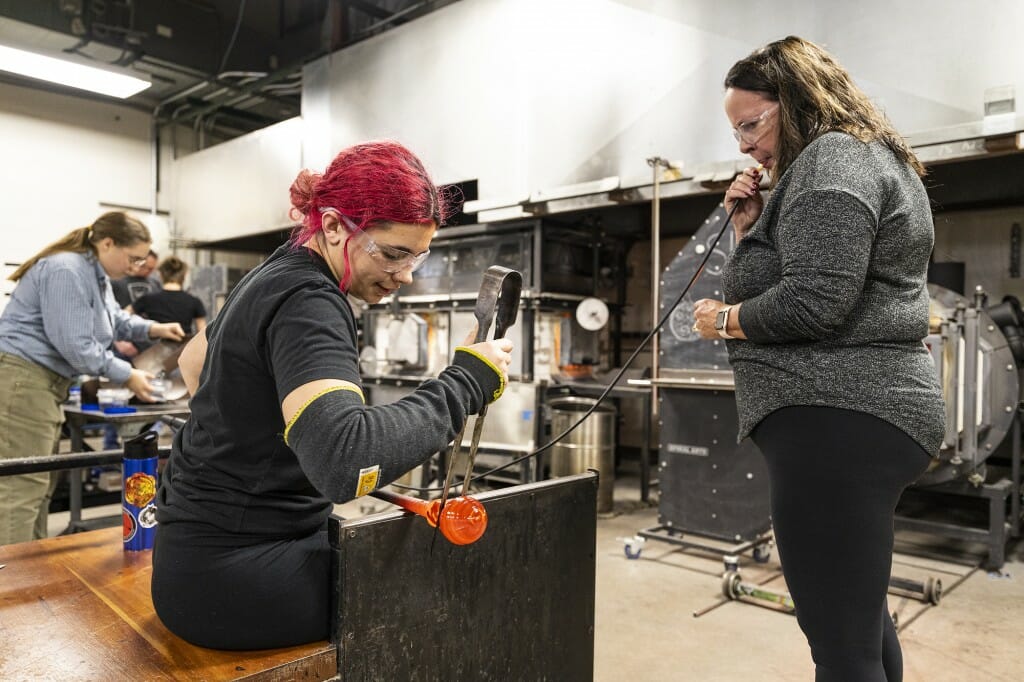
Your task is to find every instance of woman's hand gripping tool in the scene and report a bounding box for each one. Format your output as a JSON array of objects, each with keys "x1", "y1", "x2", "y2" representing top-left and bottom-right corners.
[{"x1": 437, "y1": 265, "x2": 522, "y2": 512}]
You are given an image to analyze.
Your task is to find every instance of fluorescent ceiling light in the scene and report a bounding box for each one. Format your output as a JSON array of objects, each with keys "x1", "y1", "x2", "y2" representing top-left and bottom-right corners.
[{"x1": 0, "y1": 44, "x2": 150, "y2": 98}]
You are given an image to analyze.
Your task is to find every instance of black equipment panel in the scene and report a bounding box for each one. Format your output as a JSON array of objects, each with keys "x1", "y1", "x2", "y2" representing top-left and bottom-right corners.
[
  {"x1": 539, "y1": 229, "x2": 600, "y2": 296},
  {"x1": 658, "y1": 388, "x2": 770, "y2": 542},
  {"x1": 402, "y1": 219, "x2": 619, "y2": 298},
  {"x1": 450, "y1": 232, "x2": 533, "y2": 294},
  {"x1": 329, "y1": 473, "x2": 597, "y2": 681}
]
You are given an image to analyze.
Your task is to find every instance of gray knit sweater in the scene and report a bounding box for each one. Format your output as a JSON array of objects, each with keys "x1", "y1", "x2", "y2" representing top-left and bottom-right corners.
[{"x1": 722, "y1": 132, "x2": 945, "y2": 456}]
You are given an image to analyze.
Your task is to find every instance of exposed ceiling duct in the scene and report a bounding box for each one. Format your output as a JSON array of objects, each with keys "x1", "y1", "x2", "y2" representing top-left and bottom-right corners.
[{"x1": 0, "y1": 0, "x2": 460, "y2": 145}]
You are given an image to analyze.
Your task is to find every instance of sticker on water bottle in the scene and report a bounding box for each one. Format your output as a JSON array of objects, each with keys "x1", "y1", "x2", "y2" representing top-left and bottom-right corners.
[
  {"x1": 124, "y1": 472, "x2": 157, "y2": 507},
  {"x1": 138, "y1": 505, "x2": 158, "y2": 529},
  {"x1": 123, "y1": 508, "x2": 137, "y2": 542}
]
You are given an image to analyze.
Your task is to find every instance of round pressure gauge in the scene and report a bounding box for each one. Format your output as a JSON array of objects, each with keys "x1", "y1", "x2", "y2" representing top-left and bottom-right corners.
[{"x1": 576, "y1": 297, "x2": 610, "y2": 331}]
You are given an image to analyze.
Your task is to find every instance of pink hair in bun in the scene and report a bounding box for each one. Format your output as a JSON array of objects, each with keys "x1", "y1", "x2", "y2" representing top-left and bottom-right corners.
[
  {"x1": 288, "y1": 140, "x2": 459, "y2": 247},
  {"x1": 288, "y1": 169, "x2": 322, "y2": 222}
]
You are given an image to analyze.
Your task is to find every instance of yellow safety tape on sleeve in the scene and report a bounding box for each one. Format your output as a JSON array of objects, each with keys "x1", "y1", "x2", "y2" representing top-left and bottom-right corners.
[{"x1": 283, "y1": 383, "x2": 364, "y2": 445}]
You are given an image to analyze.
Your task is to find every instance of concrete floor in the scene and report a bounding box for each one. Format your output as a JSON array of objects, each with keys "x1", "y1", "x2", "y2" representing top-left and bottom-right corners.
[
  {"x1": 589, "y1": 462, "x2": 1024, "y2": 682},
  {"x1": 50, "y1": 449, "x2": 1024, "y2": 681}
]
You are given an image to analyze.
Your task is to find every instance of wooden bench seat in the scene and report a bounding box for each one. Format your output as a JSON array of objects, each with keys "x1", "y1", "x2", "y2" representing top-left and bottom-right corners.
[{"x1": 0, "y1": 528, "x2": 335, "y2": 681}]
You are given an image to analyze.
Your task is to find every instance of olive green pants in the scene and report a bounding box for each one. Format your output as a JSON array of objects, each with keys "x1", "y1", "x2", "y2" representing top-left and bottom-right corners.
[{"x1": 0, "y1": 352, "x2": 71, "y2": 545}]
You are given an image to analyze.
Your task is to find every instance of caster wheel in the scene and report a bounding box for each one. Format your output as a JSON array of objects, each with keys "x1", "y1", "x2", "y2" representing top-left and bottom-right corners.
[
  {"x1": 622, "y1": 536, "x2": 645, "y2": 560},
  {"x1": 721, "y1": 570, "x2": 742, "y2": 600},
  {"x1": 753, "y1": 544, "x2": 772, "y2": 564},
  {"x1": 924, "y1": 577, "x2": 943, "y2": 605}
]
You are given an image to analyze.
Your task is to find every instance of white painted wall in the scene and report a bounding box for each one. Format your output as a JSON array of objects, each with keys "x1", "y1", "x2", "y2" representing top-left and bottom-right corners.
[{"x1": 0, "y1": 81, "x2": 170, "y2": 304}]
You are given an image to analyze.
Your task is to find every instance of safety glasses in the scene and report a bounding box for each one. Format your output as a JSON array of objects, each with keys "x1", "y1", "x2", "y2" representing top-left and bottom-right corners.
[
  {"x1": 732, "y1": 104, "x2": 779, "y2": 145},
  {"x1": 324, "y1": 210, "x2": 431, "y2": 274},
  {"x1": 359, "y1": 233, "x2": 431, "y2": 274}
]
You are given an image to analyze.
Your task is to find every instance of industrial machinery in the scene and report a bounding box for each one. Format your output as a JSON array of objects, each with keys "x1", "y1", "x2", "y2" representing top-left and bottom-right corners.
[
  {"x1": 900, "y1": 285, "x2": 1024, "y2": 569},
  {"x1": 640, "y1": 205, "x2": 773, "y2": 560},
  {"x1": 358, "y1": 219, "x2": 624, "y2": 486},
  {"x1": 922, "y1": 285, "x2": 1020, "y2": 485}
]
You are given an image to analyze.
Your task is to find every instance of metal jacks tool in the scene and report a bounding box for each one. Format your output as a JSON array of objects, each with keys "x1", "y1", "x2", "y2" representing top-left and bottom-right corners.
[
  {"x1": 721, "y1": 569, "x2": 795, "y2": 613},
  {"x1": 719, "y1": 570, "x2": 942, "y2": 617},
  {"x1": 436, "y1": 265, "x2": 522, "y2": 515},
  {"x1": 889, "y1": 574, "x2": 942, "y2": 605}
]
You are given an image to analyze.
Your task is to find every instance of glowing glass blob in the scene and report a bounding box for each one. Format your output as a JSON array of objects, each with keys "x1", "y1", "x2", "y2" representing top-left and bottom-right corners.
[
  {"x1": 372, "y1": 490, "x2": 488, "y2": 545},
  {"x1": 437, "y1": 496, "x2": 488, "y2": 545}
]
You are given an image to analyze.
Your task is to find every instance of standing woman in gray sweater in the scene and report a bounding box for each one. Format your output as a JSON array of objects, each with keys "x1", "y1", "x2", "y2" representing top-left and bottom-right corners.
[{"x1": 693, "y1": 37, "x2": 944, "y2": 681}]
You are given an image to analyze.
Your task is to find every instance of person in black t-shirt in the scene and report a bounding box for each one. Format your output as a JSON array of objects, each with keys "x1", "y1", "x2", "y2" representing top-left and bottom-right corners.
[
  {"x1": 111, "y1": 249, "x2": 161, "y2": 307},
  {"x1": 129, "y1": 256, "x2": 207, "y2": 334},
  {"x1": 151, "y1": 141, "x2": 514, "y2": 651},
  {"x1": 111, "y1": 249, "x2": 161, "y2": 360}
]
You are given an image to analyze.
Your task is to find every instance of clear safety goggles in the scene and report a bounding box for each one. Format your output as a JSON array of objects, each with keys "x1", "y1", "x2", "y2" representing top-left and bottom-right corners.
[
  {"x1": 358, "y1": 232, "x2": 431, "y2": 274},
  {"x1": 732, "y1": 104, "x2": 778, "y2": 145},
  {"x1": 324, "y1": 209, "x2": 431, "y2": 274}
]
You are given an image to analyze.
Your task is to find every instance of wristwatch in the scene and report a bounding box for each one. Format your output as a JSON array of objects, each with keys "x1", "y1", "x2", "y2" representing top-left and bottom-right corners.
[{"x1": 715, "y1": 306, "x2": 735, "y2": 339}]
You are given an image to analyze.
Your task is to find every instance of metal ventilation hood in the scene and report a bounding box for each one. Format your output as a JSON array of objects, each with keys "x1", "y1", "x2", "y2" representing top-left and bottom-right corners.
[{"x1": 465, "y1": 116, "x2": 1024, "y2": 224}]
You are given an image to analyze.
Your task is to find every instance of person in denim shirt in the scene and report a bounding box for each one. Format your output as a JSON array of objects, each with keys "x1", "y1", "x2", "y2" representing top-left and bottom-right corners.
[{"x1": 0, "y1": 212, "x2": 184, "y2": 545}]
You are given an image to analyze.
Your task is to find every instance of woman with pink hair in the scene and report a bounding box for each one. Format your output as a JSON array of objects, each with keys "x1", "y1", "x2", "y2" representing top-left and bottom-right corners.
[{"x1": 152, "y1": 141, "x2": 513, "y2": 650}]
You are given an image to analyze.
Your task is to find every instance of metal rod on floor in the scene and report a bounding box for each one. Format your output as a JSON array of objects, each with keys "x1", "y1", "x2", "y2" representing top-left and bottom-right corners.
[
  {"x1": 693, "y1": 569, "x2": 785, "y2": 618},
  {"x1": 892, "y1": 566, "x2": 978, "y2": 632}
]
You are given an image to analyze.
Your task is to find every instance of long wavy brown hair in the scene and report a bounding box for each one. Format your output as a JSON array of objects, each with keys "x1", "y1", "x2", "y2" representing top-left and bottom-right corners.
[
  {"x1": 9, "y1": 212, "x2": 151, "y2": 282},
  {"x1": 724, "y1": 36, "x2": 924, "y2": 180}
]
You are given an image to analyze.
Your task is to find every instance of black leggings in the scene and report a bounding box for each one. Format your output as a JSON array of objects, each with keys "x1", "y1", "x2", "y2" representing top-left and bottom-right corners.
[
  {"x1": 750, "y1": 406, "x2": 931, "y2": 682},
  {"x1": 151, "y1": 520, "x2": 332, "y2": 650}
]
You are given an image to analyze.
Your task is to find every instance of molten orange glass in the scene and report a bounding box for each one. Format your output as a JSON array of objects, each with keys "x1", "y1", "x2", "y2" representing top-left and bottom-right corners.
[
  {"x1": 371, "y1": 489, "x2": 488, "y2": 545},
  {"x1": 437, "y1": 496, "x2": 488, "y2": 545}
]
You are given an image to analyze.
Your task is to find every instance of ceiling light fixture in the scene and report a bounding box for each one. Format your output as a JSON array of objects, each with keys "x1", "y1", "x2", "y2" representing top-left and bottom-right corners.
[{"x1": 0, "y1": 44, "x2": 151, "y2": 99}]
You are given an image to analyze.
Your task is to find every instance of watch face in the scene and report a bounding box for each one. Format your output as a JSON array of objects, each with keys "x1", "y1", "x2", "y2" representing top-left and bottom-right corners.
[{"x1": 715, "y1": 309, "x2": 728, "y2": 330}]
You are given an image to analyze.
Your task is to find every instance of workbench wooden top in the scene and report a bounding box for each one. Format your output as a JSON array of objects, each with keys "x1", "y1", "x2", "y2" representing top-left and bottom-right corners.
[{"x1": 0, "y1": 528, "x2": 336, "y2": 681}]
